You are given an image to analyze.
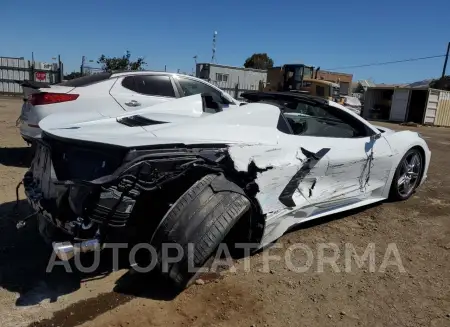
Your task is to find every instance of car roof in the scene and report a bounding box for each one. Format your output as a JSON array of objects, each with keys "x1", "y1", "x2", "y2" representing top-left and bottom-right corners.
[{"x1": 111, "y1": 71, "x2": 204, "y2": 82}]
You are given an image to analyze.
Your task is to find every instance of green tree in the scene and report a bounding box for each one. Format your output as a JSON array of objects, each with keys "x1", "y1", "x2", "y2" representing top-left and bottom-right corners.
[
  {"x1": 429, "y1": 76, "x2": 450, "y2": 91},
  {"x1": 244, "y1": 53, "x2": 274, "y2": 70},
  {"x1": 64, "y1": 71, "x2": 83, "y2": 80},
  {"x1": 97, "y1": 50, "x2": 147, "y2": 72}
]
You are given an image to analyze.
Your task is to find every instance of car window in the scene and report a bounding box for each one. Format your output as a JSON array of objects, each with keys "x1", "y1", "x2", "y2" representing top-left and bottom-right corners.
[
  {"x1": 284, "y1": 102, "x2": 328, "y2": 118},
  {"x1": 281, "y1": 102, "x2": 374, "y2": 138},
  {"x1": 122, "y1": 76, "x2": 137, "y2": 91},
  {"x1": 134, "y1": 75, "x2": 175, "y2": 97},
  {"x1": 177, "y1": 77, "x2": 230, "y2": 104}
]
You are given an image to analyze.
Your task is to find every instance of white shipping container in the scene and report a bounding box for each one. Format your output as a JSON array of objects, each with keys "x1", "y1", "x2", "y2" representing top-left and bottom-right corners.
[
  {"x1": 0, "y1": 81, "x2": 21, "y2": 94},
  {"x1": 19, "y1": 59, "x2": 29, "y2": 68}
]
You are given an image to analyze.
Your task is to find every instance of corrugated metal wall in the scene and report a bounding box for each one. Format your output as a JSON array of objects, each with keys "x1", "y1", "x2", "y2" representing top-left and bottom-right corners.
[
  {"x1": 0, "y1": 56, "x2": 62, "y2": 95},
  {"x1": 433, "y1": 89, "x2": 450, "y2": 126}
]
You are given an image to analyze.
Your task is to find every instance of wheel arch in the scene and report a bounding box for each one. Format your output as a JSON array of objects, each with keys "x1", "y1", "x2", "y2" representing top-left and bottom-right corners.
[
  {"x1": 381, "y1": 131, "x2": 431, "y2": 198},
  {"x1": 209, "y1": 172, "x2": 266, "y2": 248}
]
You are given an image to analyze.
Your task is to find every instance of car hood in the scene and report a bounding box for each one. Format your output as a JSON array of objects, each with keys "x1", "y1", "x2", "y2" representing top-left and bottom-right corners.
[{"x1": 39, "y1": 94, "x2": 282, "y2": 148}]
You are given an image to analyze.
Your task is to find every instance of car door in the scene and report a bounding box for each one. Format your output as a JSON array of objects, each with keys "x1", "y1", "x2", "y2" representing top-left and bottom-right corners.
[
  {"x1": 172, "y1": 76, "x2": 239, "y2": 110},
  {"x1": 279, "y1": 102, "x2": 393, "y2": 210},
  {"x1": 109, "y1": 74, "x2": 179, "y2": 113}
]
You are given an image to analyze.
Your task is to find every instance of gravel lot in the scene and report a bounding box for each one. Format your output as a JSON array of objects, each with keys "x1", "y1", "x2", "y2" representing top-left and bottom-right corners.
[{"x1": 0, "y1": 97, "x2": 449, "y2": 327}]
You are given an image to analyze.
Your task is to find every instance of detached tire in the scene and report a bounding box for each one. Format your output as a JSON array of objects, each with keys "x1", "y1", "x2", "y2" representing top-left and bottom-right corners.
[{"x1": 150, "y1": 173, "x2": 251, "y2": 289}]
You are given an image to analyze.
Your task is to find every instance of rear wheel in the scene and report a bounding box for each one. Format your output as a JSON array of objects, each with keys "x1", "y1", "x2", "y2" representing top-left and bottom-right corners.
[
  {"x1": 150, "y1": 173, "x2": 251, "y2": 289},
  {"x1": 389, "y1": 148, "x2": 423, "y2": 201}
]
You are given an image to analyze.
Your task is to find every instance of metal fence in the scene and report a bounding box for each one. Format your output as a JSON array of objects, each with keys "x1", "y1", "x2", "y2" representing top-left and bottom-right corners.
[
  {"x1": 0, "y1": 56, "x2": 63, "y2": 96},
  {"x1": 209, "y1": 80, "x2": 265, "y2": 100},
  {"x1": 82, "y1": 66, "x2": 104, "y2": 75}
]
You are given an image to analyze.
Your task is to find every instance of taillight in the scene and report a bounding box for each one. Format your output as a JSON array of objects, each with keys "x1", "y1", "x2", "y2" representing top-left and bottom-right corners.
[{"x1": 29, "y1": 93, "x2": 79, "y2": 106}]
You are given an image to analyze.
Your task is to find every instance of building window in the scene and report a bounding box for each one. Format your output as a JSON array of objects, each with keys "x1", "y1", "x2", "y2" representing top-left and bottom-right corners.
[{"x1": 216, "y1": 73, "x2": 229, "y2": 83}]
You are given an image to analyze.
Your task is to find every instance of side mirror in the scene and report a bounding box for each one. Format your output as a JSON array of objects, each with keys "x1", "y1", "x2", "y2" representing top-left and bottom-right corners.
[{"x1": 370, "y1": 133, "x2": 382, "y2": 141}]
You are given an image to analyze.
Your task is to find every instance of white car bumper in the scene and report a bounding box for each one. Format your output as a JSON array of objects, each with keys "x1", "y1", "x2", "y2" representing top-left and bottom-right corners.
[{"x1": 20, "y1": 122, "x2": 42, "y2": 143}]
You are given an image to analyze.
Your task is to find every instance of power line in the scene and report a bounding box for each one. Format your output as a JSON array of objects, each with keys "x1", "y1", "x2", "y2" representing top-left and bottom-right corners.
[{"x1": 324, "y1": 55, "x2": 446, "y2": 71}]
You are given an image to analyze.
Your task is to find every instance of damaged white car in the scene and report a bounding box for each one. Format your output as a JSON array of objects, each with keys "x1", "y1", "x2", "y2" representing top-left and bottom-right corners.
[{"x1": 22, "y1": 91, "x2": 430, "y2": 288}]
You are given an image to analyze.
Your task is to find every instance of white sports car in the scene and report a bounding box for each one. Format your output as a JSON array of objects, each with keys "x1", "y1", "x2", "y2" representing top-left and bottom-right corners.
[{"x1": 22, "y1": 91, "x2": 430, "y2": 288}]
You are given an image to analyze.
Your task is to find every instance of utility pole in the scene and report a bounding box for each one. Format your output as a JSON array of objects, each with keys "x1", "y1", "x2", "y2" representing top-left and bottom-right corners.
[
  {"x1": 31, "y1": 52, "x2": 35, "y2": 82},
  {"x1": 193, "y1": 55, "x2": 198, "y2": 76},
  {"x1": 58, "y1": 54, "x2": 62, "y2": 82},
  {"x1": 81, "y1": 56, "x2": 85, "y2": 75},
  {"x1": 211, "y1": 31, "x2": 217, "y2": 63},
  {"x1": 441, "y1": 42, "x2": 450, "y2": 79}
]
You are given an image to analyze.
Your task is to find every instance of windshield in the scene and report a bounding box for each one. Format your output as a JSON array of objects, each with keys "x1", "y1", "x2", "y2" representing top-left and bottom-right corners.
[
  {"x1": 286, "y1": 67, "x2": 303, "y2": 83},
  {"x1": 303, "y1": 66, "x2": 313, "y2": 79}
]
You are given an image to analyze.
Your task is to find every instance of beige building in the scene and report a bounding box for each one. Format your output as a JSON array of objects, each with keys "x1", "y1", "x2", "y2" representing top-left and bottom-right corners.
[{"x1": 315, "y1": 70, "x2": 353, "y2": 95}]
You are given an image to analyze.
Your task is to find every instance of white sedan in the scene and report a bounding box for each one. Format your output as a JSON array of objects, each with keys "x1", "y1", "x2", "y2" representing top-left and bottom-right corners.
[
  {"x1": 17, "y1": 71, "x2": 239, "y2": 143},
  {"x1": 23, "y1": 91, "x2": 430, "y2": 289}
]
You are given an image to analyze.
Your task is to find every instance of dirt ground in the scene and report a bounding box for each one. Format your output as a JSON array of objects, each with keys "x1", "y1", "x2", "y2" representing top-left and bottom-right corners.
[{"x1": 0, "y1": 97, "x2": 449, "y2": 327}]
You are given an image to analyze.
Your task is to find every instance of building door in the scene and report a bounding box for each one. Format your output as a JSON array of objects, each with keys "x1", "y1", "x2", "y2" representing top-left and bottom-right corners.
[{"x1": 389, "y1": 89, "x2": 410, "y2": 122}]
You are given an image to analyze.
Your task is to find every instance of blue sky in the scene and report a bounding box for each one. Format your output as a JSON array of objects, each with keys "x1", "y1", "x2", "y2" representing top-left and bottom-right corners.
[{"x1": 1, "y1": 0, "x2": 449, "y2": 83}]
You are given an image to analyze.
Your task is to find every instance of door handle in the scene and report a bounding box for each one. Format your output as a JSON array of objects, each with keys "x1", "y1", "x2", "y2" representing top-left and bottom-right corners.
[{"x1": 124, "y1": 100, "x2": 141, "y2": 107}]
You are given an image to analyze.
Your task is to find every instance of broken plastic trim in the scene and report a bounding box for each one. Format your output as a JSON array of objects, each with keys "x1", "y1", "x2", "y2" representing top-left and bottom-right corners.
[{"x1": 278, "y1": 147, "x2": 330, "y2": 207}]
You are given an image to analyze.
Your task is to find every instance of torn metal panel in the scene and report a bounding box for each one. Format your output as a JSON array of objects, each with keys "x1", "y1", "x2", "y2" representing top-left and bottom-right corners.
[
  {"x1": 228, "y1": 144, "x2": 331, "y2": 214},
  {"x1": 279, "y1": 147, "x2": 330, "y2": 207}
]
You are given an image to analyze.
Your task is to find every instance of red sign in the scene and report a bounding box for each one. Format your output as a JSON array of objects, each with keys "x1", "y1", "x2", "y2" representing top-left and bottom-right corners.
[{"x1": 35, "y1": 72, "x2": 46, "y2": 81}]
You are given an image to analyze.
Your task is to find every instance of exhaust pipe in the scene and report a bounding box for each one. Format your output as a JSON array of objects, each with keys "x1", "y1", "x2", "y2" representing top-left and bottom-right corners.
[{"x1": 53, "y1": 239, "x2": 100, "y2": 261}]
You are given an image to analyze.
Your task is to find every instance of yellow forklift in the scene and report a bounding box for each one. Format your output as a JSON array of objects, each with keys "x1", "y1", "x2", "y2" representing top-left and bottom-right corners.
[{"x1": 264, "y1": 64, "x2": 341, "y2": 102}]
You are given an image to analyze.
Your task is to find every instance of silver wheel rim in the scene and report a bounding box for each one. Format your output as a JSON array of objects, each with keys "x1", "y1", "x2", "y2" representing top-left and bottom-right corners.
[{"x1": 397, "y1": 151, "x2": 422, "y2": 197}]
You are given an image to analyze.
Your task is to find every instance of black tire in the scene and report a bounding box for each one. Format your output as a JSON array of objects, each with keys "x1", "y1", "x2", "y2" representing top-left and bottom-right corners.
[
  {"x1": 389, "y1": 148, "x2": 423, "y2": 201},
  {"x1": 150, "y1": 173, "x2": 251, "y2": 289}
]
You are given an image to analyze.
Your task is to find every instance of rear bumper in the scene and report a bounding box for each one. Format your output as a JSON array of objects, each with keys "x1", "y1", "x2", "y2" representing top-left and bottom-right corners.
[{"x1": 20, "y1": 123, "x2": 42, "y2": 142}]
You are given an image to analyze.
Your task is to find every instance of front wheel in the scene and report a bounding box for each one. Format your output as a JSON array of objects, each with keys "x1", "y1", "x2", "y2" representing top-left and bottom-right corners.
[{"x1": 389, "y1": 148, "x2": 423, "y2": 201}]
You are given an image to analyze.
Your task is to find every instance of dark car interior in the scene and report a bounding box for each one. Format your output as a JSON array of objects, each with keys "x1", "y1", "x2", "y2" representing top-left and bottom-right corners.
[{"x1": 241, "y1": 92, "x2": 375, "y2": 139}]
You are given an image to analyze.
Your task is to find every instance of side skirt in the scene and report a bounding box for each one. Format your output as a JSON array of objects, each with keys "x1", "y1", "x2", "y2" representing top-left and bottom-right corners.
[{"x1": 258, "y1": 196, "x2": 386, "y2": 248}]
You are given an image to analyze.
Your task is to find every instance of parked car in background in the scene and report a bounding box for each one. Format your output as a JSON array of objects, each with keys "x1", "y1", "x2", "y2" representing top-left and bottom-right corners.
[
  {"x1": 17, "y1": 71, "x2": 239, "y2": 143},
  {"x1": 341, "y1": 95, "x2": 362, "y2": 115}
]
